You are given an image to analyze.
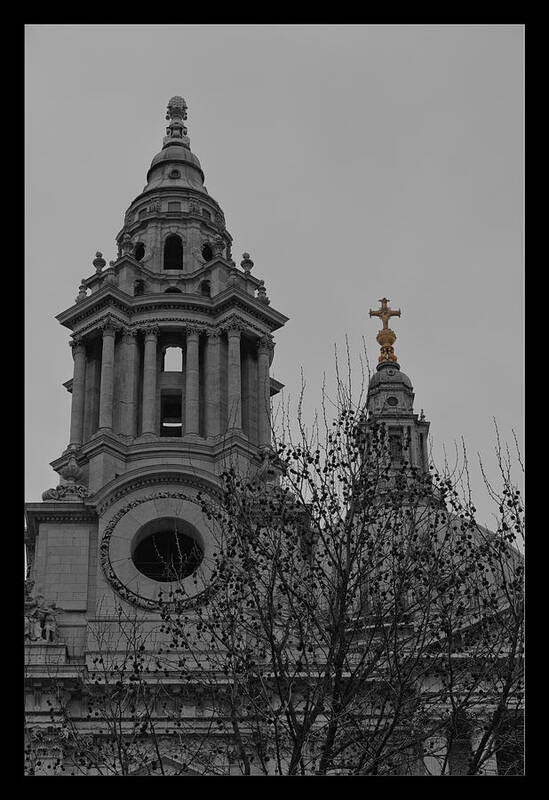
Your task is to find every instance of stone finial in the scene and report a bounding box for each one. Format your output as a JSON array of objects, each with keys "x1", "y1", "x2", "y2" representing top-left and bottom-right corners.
[
  {"x1": 93, "y1": 252, "x2": 106, "y2": 273},
  {"x1": 256, "y1": 279, "x2": 270, "y2": 306},
  {"x1": 241, "y1": 252, "x2": 254, "y2": 274},
  {"x1": 166, "y1": 96, "x2": 188, "y2": 121},
  {"x1": 369, "y1": 298, "x2": 402, "y2": 363},
  {"x1": 164, "y1": 96, "x2": 189, "y2": 147},
  {"x1": 75, "y1": 280, "x2": 87, "y2": 304}
]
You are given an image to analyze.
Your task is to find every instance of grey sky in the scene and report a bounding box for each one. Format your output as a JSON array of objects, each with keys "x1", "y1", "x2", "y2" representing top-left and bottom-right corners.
[{"x1": 25, "y1": 24, "x2": 524, "y2": 527}]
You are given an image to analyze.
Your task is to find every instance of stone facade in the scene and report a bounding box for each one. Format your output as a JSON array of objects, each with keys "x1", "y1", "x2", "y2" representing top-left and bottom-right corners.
[
  {"x1": 25, "y1": 97, "x2": 289, "y2": 775},
  {"x1": 25, "y1": 97, "x2": 522, "y2": 776}
]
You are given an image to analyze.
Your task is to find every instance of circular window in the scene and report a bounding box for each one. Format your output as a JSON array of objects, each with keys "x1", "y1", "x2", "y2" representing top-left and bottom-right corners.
[
  {"x1": 386, "y1": 396, "x2": 398, "y2": 406},
  {"x1": 169, "y1": 169, "x2": 181, "y2": 179},
  {"x1": 132, "y1": 517, "x2": 203, "y2": 582}
]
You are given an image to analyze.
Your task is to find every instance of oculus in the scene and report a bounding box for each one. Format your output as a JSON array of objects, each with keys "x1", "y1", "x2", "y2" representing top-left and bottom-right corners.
[{"x1": 132, "y1": 517, "x2": 203, "y2": 582}]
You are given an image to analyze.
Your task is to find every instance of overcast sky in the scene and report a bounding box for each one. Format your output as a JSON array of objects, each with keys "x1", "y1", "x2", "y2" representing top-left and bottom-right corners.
[{"x1": 25, "y1": 24, "x2": 524, "y2": 528}]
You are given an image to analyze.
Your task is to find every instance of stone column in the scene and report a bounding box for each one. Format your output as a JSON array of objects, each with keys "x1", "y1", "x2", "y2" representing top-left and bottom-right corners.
[
  {"x1": 68, "y1": 337, "x2": 87, "y2": 446},
  {"x1": 257, "y1": 336, "x2": 273, "y2": 447},
  {"x1": 98, "y1": 321, "x2": 117, "y2": 431},
  {"x1": 185, "y1": 327, "x2": 200, "y2": 435},
  {"x1": 227, "y1": 324, "x2": 242, "y2": 430},
  {"x1": 120, "y1": 328, "x2": 138, "y2": 437},
  {"x1": 204, "y1": 328, "x2": 222, "y2": 437},
  {"x1": 141, "y1": 326, "x2": 159, "y2": 435}
]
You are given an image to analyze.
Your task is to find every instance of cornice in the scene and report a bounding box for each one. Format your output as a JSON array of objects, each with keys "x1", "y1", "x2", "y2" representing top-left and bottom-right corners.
[
  {"x1": 25, "y1": 503, "x2": 98, "y2": 540},
  {"x1": 92, "y1": 467, "x2": 223, "y2": 516}
]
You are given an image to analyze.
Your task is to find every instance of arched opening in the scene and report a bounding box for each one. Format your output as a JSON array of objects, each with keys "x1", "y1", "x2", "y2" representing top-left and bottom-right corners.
[
  {"x1": 134, "y1": 242, "x2": 145, "y2": 262},
  {"x1": 164, "y1": 287, "x2": 182, "y2": 294},
  {"x1": 201, "y1": 243, "x2": 213, "y2": 262},
  {"x1": 199, "y1": 279, "x2": 211, "y2": 297},
  {"x1": 134, "y1": 279, "x2": 146, "y2": 296},
  {"x1": 163, "y1": 346, "x2": 183, "y2": 372},
  {"x1": 164, "y1": 235, "x2": 183, "y2": 270}
]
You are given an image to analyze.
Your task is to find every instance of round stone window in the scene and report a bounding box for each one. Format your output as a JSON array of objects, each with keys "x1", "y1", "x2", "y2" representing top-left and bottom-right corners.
[
  {"x1": 386, "y1": 396, "x2": 398, "y2": 406},
  {"x1": 131, "y1": 517, "x2": 203, "y2": 583}
]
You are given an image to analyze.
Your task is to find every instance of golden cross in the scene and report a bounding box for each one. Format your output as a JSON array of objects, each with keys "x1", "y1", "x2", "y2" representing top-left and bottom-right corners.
[{"x1": 369, "y1": 297, "x2": 401, "y2": 330}]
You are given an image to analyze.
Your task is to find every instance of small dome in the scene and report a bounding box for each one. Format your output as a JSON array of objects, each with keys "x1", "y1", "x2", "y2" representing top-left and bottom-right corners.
[
  {"x1": 149, "y1": 144, "x2": 203, "y2": 173},
  {"x1": 368, "y1": 363, "x2": 413, "y2": 390}
]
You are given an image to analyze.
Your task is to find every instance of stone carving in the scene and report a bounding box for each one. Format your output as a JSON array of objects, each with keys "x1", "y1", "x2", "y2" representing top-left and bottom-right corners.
[
  {"x1": 142, "y1": 324, "x2": 160, "y2": 339},
  {"x1": 99, "y1": 490, "x2": 214, "y2": 611},
  {"x1": 24, "y1": 588, "x2": 60, "y2": 643},
  {"x1": 256, "y1": 280, "x2": 270, "y2": 305},
  {"x1": 213, "y1": 237, "x2": 225, "y2": 257},
  {"x1": 59, "y1": 454, "x2": 83, "y2": 484},
  {"x1": 166, "y1": 96, "x2": 188, "y2": 121},
  {"x1": 41, "y1": 484, "x2": 92, "y2": 501},
  {"x1": 240, "y1": 252, "x2": 254, "y2": 274},
  {"x1": 253, "y1": 448, "x2": 277, "y2": 483},
  {"x1": 101, "y1": 316, "x2": 121, "y2": 335},
  {"x1": 93, "y1": 252, "x2": 106, "y2": 273},
  {"x1": 75, "y1": 280, "x2": 87, "y2": 304},
  {"x1": 257, "y1": 335, "x2": 274, "y2": 355},
  {"x1": 120, "y1": 234, "x2": 133, "y2": 254},
  {"x1": 69, "y1": 336, "x2": 85, "y2": 352},
  {"x1": 42, "y1": 602, "x2": 59, "y2": 643}
]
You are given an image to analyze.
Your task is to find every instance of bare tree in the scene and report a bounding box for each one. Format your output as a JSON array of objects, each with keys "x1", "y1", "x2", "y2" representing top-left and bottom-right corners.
[{"x1": 25, "y1": 365, "x2": 523, "y2": 776}]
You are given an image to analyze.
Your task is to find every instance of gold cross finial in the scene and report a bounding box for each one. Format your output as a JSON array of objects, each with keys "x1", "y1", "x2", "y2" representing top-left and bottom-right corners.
[{"x1": 369, "y1": 298, "x2": 402, "y2": 363}]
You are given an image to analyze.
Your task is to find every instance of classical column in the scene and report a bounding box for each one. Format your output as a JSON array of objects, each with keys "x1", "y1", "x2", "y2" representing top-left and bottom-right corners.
[
  {"x1": 257, "y1": 336, "x2": 273, "y2": 448},
  {"x1": 120, "y1": 328, "x2": 138, "y2": 437},
  {"x1": 204, "y1": 328, "x2": 222, "y2": 437},
  {"x1": 68, "y1": 337, "x2": 87, "y2": 446},
  {"x1": 141, "y1": 326, "x2": 159, "y2": 435},
  {"x1": 227, "y1": 324, "x2": 242, "y2": 430},
  {"x1": 185, "y1": 327, "x2": 200, "y2": 435},
  {"x1": 98, "y1": 321, "x2": 117, "y2": 431}
]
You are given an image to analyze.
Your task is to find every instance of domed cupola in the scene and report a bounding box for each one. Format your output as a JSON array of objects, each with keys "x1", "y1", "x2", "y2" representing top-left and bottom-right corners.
[
  {"x1": 115, "y1": 96, "x2": 232, "y2": 275},
  {"x1": 366, "y1": 298, "x2": 430, "y2": 472},
  {"x1": 144, "y1": 96, "x2": 206, "y2": 192}
]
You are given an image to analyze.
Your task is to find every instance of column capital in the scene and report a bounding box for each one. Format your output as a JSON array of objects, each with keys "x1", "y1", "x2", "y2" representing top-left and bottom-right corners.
[
  {"x1": 100, "y1": 316, "x2": 120, "y2": 336},
  {"x1": 121, "y1": 326, "x2": 138, "y2": 342},
  {"x1": 142, "y1": 324, "x2": 160, "y2": 340},
  {"x1": 69, "y1": 336, "x2": 86, "y2": 352},
  {"x1": 257, "y1": 335, "x2": 275, "y2": 354},
  {"x1": 185, "y1": 326, "x2": 203, "y2": 340},
  {"x1": 205, "y1": 327, "x2": 222, "y2": 341},
  {"x1": 225, "y1": 320, "x2": 243, "y2": 338}
]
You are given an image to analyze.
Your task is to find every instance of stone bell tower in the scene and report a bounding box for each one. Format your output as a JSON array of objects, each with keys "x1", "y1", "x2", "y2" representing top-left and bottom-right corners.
[
  {"x1": 366, "y1": 298, "x2": 430, "y2": 472},
  {"x1": 25, "y1": 96, "x2": 288, "y2": 656}
]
